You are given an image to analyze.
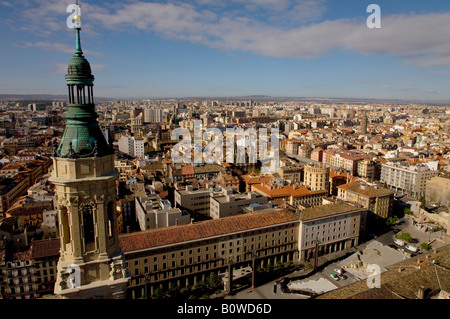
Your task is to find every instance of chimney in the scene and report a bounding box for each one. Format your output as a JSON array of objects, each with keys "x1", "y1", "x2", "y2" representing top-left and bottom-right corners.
[
  {"x1": 418, "y1": 286, "x2": 426, "y2": 299},
  {"x1": 127, "y1": 226, "x2": 130, "y2": 234},
  {"x1": 175, "y1": 219, "x2": 179, "y2": 226}
]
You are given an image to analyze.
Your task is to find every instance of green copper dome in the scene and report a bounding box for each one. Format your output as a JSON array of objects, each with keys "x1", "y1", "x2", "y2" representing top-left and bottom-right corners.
[
  {"x1": 65, "y1": 28, "x2": 94, "y2": 86},
  {"x1": 54, "y1": 26, "x2": 113, "y2": 159}
]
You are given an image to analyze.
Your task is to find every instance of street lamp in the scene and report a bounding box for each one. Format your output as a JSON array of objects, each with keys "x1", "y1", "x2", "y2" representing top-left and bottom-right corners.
[
  {"x1": 227, "y1": 257, "x2": 235, "y2": 296},
  {"x1": 144, "y1": 273, "x2": 150, "y2": 299},
  {"x1": 251, "y1": 250, "x2": 258, "y2": 288}
]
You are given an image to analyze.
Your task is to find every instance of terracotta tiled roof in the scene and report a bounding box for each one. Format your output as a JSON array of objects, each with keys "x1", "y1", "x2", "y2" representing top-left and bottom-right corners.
[
  {"x1": 329, "y1": 169, "x2": 349, "y2": 179},
  {"x1": 338, "y1": 180, "x2": 394, "y2": 197},
  {"x1": 31, "y1": 238, "x2": 60, "y2": 259},
  {"x1": 6, "y1": 205, "x2": 51, "y2": 218},
  {"x1": 242, "y1": 175, "x2": 273, "y2": 185},
  {"x1": 119, "y1": 209, "x2": 299, "y2": 253},
  {"x1": 300, "y1": 202, "x2": 361, "y2": 222},
  {"x1": 252, "y1": 184, "x2": 327, "y2": 199},
  {"x1": 181, "y1": 164, "x2": 194, "y2": 176}
]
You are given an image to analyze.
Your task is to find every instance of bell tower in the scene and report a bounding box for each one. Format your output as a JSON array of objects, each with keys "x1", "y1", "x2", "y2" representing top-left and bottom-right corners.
[{"x1": 50, "y1": 12, "x2": 129, "y2": 299}]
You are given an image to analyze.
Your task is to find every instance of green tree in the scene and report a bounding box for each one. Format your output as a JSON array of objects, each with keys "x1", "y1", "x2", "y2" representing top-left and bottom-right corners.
[
  {"x1": 419, "y1": 195, "x2": 426, "y2": 207},
  {"x1": 420, "y1": 243, "x2": 431, "y2": 250},
  {"x1": 386, "y1": 216, "x2": 399, "y2": 226},
  {"x1": 404, "y1": 207, "x2": 411, "y2": 215},
  {"x1": 395, "y1": 232, "x2": 413, "y2": 242}
]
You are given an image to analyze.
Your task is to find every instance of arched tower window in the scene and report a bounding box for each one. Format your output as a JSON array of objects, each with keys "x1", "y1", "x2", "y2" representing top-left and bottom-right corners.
[
  {"x1": 107, "y1": 202, "x2": 114, "y2": 238},
  {"x1": 82, "y1": 205, "x2": 95, "y2": 244},
  {"x1": 60, "y1": 207, "x2": 70, "y2": 250}
]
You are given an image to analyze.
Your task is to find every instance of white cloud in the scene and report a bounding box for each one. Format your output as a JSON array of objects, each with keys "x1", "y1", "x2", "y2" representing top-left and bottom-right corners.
[
  {"x1": 20, "y1": 41, "x2": 106, "y2": 57},
  {"x1": 0, "y1": 1, "x2": 12, "y2": 7},
  {"x1": 10, "y1": 0, "x2": 450, "y2": 68},
  {"x1": 85, "y1": 1, "x2": 450, "y2": 67}
]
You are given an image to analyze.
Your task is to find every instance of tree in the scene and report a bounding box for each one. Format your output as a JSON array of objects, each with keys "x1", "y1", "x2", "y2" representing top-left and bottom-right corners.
[
  {"x1": 419, "y1": 195, "x2": 426, "y2": 208},
  {"x1": 404, "y1": 207, "x2": 411, "y2": 215},
  {"x1": 386, "y1": 216, "x2": 399, "y2": 226},
  {"x1": 420, "y1": 243, "x2": 431, "y2": 251},
  {"x1": 395, "y1": 232, "x2": 413, "y2": 243}
]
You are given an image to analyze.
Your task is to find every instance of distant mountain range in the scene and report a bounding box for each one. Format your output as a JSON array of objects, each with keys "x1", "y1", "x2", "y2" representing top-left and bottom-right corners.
[{"x1": 1, "y1": 94, "x2": 449, "y2": 105}]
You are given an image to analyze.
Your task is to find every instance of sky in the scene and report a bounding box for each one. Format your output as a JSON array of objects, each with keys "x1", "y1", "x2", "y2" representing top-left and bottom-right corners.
[{"x1": 1, "y1": 0, "x2": 450, "y2": 102}]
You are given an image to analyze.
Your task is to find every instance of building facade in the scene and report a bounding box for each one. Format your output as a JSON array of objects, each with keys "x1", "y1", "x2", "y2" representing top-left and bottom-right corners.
[
  {"x1": 298, "y1": 202, "x2": 365, "y2": 261},
  {"x1": 337, "y1": 180, "x2": 394, "y2": 220},
  {"x1": 209, "y1": 187, "x2": 269, "y2": 219},
  {"x1": 304, "y1": 163, "x2": 330, "y2": 192},
  {"x1": 381, "y1": 162, "x2": 438, "y2": 198},
  {"x1": 119, "y1": 209, "x2": 299, "y2": 299}
]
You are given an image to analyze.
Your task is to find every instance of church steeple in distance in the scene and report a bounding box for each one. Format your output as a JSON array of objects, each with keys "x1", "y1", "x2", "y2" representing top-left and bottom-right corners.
[{"x1": 55, "y1": 13, "x2": 113, "y2": 159}]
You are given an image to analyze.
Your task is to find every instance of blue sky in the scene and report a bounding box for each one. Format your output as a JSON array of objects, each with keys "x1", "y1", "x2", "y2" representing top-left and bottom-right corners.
[{"x1": 1, "y1": 0, "x2": 450, "y2": 102}]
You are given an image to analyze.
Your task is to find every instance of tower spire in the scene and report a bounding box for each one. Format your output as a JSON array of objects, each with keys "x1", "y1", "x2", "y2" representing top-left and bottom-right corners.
[
  {"x1": 75, "y1": 26, "x2": 82, "y2": 56},
  {"x1": 54, "y1": 10, "x2": 113, "y2": 159},
  {"x1": 74, "y1": 9, "x2": 82, "y2": 56}
]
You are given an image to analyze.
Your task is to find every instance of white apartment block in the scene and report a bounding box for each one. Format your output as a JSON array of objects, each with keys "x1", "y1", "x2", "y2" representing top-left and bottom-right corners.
[
  {"x1": 144, "y1": 108, "x2": 163, "y2": 124},
  {"x1": 210, "y1": 187, "x2": 269, "y2": 219},
  {"x1": 174, "y1": 185, "x2": 216, "y2": 216},
  {"x1": 118, "y1": 135, "x2": 145, "y2": 158},
  {"x1": 381, "y1": 162, "x2": 438, "y2": 198},
  {"x1": 135, "y1": 195, "x2": 191, "y2": 230}
]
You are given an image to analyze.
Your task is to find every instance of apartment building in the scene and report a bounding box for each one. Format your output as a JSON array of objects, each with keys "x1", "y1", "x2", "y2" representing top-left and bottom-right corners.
[
  {"x1": 311, "y1": 147, "x2": 324, "y2": 162},
  {"x1": 323, "y1": 149, "x2": 372, "y2": 175},
  {"x1": 2, "y1": 257, "x2": 38, "y2": 299},
  {"x1": 337, "y1": 180, "x2": 394, "y2": 219},
  {"x1": 286, "y1": 139, "x2": 302, "y2": 155},
  {"x1": 251, "y1": 182, "x2": 327, "y2": 208},
  {"x1": 357, "y1": 159, "x2": 375, "y2": 181},
  {"x1": 277, "y1": 165, "x2": 303, "y2": 184},
  {"x1": 119, "y1": 208, "x2": 299, "y2": 299},
  {"x1": 0, "y1": 176, "x2": 30, "y2": 215},
  {"x1": 118, "y1": 135, "x2": 145, "y2": 158},
  {"x1": 298, "y1": 202, "x2": 365, "y2": 261},
  {"x1": 174, "y1": 186, "x2": 217, "y2": 217},
  {"x1": 135, "y1": 195, "x2": 190, "y2": 230},
  {"x1": 304, "y1": 163, "x2": 330, "y2": 192},
  {"x1": 210, "y1": 187, "x2": 269, "y2": 219},
  {"x1": 381, "y1": 161, "x2": 438, "y2": 198}
]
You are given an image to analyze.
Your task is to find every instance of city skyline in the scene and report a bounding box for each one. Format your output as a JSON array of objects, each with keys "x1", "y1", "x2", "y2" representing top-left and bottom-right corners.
[{"x1": 1, "y1": 0, "x2": 450, "y2": 102}]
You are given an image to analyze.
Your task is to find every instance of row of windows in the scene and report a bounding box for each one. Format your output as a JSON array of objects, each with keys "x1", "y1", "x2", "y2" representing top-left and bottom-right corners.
[
  {"x1": 131, "y1": 244, "x2": 297, "y2": 279},
  {"x1": 132, "y1": 232, "x2": 295, "y2": 267}
]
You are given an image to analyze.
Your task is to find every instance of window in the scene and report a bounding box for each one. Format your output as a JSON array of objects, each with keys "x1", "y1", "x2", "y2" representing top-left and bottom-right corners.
[{"x1": 82, "y1": 205, "x2": 95, "y2": 245}]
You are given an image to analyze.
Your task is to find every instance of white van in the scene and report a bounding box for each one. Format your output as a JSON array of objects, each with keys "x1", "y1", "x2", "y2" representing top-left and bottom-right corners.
[
  {"x1": 394, "y1": 239, "x2": 406, "y2": 247},
  {"x1": 406, "y1": 245, "x2": 418, "y2": 253}
]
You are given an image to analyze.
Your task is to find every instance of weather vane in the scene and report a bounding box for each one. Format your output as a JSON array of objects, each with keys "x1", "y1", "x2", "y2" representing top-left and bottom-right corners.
[{"x1": 66, "y1": 1, "x2": 82, "y2": 29}]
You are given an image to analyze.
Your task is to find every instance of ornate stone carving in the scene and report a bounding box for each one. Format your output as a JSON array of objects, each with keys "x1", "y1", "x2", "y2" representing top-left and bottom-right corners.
[
  {"x1": 109, "y1": 258, "x2": 127, "y2": 281},
  {"x1": 69, "y1": 196, "x2": 79, "y2": 205}
]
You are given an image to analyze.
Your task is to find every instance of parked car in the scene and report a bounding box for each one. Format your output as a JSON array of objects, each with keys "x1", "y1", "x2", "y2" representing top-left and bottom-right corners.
[
  {"x1": 334, "y1": 268, "x2": 343, "y2": 275},
  {"x1": 330, "y1": 273, "x2": 340, "y2": 281},
  {"x1": 339, "y1": 274, "x2": 348, "y2": 280}
]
